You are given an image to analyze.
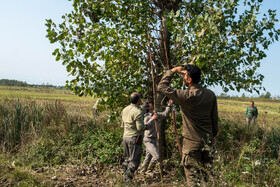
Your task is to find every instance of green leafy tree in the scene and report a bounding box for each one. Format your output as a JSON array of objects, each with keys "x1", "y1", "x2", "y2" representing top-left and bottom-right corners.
[
  {"x1": 260, "y1": 91, "x2": 271, "y2": 98},
  {"x1": 46, "y1": 0, "x2": 279, "y2": 154},
  {"x1": 265, "y1": 91, "x2": 272, "y2": 99},
  {"x1": 0, "y1": 79, "x2": 28, "y2": 87},
  {"x1": 242, "y1": 93, "x2": 246, "y2": 99},
  {"x1": 219, "y1": 93, "x2": 230, "y2": 98},
  {"x1": 46, "y1": 0, "x2": 279, "y2": 111}
]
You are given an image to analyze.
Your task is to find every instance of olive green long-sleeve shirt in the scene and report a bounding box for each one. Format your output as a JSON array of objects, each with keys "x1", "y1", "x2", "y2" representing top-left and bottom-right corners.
[
  {"x1": 245, "y1": 106, "x2": 258, "y2": 118},
  {"x1": 158, "y1": 70, "x2": 218, "y2": 154},
  {"x1": 121, "y1": 104, "x2": 146, "y2": 137}
]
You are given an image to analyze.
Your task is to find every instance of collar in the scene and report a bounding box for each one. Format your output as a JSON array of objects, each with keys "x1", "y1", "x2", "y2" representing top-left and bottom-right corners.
[
  {"x1": 130, "y1": 103, "x2": 140, "y2": 108},
  {"x1": 188, "y1": 84, "x2": 201, "y2": 90},
  {"x1": 144, "y1": 112, "x2": 153, "y2": 117}
]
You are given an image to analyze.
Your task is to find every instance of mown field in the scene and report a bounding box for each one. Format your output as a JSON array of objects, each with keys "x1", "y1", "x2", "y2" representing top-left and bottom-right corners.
[{"x1": 0, "y1": 86, "x2": 280, "y2": 186}]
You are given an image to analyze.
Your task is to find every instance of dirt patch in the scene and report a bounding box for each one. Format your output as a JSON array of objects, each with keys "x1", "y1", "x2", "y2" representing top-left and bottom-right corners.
[{"x1": 29, "y1": 164, "x2": 185, "y2": 186}]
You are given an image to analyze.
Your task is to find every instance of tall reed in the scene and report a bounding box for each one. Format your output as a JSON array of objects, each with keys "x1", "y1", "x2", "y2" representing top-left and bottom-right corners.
[{"x1": 0, "y1": 99, "x2": 66, "y2": 153}]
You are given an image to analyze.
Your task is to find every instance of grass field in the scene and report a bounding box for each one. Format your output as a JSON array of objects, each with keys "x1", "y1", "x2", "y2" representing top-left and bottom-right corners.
[
  {"x1": 1, "y1": 86, "x2": 279, "y2": 126},
  {"x1": 1, "y1": 86, "x2": 280, "y2": 186},
  {"x1": 0, "y1": 86, "x2": 95, "y2": 118},
  {"x1": 218, "y1": 98, "x2": 280, "y2": 129}
]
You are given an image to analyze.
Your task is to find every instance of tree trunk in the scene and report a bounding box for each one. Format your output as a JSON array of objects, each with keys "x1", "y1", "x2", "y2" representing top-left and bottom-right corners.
[
  {"x1": 158, "y1": 16, "x2": 171, "y2": 159},
  {"x1": 156, "y1": 0, "x2": 182, "y2": 159}
]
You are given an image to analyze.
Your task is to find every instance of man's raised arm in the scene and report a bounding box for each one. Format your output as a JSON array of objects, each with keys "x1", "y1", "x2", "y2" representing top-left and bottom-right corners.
[{"x1": 157, "y1": 67, "x2": 186, "y2": 104}]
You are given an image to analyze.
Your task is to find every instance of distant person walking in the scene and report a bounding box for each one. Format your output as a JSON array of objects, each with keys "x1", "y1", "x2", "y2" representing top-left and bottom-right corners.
[
  {"x1": 245, "y1": 101, "x2": 258, "y2": 125},
  {"x1": 158, "y1": 64, "x2": 218, "y2": 186},
  {"x1": 140, "y1": 99, "x2": 173, "y2": 173},
  {"x1": 121, "y1": 92, "x2": 147, "y2": 181}
]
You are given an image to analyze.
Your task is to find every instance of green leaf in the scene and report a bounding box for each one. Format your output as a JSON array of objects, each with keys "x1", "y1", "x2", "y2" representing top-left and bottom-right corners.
[
  {"x1": 55, "y1": 53, "x2": 61, "y2": 61},
  {"x1": 66, "y1": 65, "x2": 71, "y2": 73}
]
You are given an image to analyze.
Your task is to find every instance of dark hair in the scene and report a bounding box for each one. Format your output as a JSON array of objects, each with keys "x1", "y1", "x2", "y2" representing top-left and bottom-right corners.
[
  {"x1": 130, "y1": 92, "x2": 141, "y2": 104},
  {"x1": 142, "y1": 101, "x2": 152, "y2": 114},
  {"x1": 250, "y1": 101, "x2": 254, "y2": 104},
  {"x1": 184, "y1": 64, "x2": 201, "y2": 84}
]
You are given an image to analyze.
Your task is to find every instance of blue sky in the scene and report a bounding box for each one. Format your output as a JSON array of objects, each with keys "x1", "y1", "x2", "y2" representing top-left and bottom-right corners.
[{"x1": 0, "y1": 0, "x2": 279, "y2": 97}]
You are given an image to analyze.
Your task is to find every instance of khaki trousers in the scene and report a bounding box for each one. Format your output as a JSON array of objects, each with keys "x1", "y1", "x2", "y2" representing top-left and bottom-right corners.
[
  {"x1": 246, "y1": 117, "x2": 256, "y2": 125},
  {"x1": 143, "y1": 138, "x2": 159, "y2": 164}
]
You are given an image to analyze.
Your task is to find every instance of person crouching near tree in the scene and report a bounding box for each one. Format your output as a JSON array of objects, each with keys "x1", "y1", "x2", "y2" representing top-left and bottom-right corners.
[{"x1": 140, "y1": 99, "x2": 173, "y2": 173}]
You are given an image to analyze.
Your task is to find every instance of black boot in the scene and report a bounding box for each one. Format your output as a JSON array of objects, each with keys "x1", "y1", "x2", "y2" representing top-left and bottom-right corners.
[{"x1": 123, "y1": 165, "x2": 127, "y2": 173}]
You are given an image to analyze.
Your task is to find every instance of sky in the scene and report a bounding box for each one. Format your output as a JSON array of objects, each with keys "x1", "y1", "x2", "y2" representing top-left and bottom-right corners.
[{"x1": 0, "y1": 0, "x2": 279, "y2": 97}]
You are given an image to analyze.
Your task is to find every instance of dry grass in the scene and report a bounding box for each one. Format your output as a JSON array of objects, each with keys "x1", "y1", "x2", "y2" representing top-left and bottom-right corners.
[{"x1": 218, "y1": 98, "x2": 280, "y2": 129}]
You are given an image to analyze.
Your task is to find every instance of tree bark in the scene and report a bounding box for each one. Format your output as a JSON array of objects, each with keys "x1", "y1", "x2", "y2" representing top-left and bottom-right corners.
[{"x1": 156, "y1": 0, "x2": 182, "y2": 159}]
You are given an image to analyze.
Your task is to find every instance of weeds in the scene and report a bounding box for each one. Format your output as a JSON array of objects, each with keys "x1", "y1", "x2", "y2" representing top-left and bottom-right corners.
[
  {"x1": 209, "y1": 119, "x2": 280, "y2": 186},
  {"x1": 0, "y1": 96, "x2": 280, "y2": 186}
]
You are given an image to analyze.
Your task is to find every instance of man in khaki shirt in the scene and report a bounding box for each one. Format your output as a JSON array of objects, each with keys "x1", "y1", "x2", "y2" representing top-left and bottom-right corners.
[
  {"x1": 121, "y1": 92, "x2": 146, "y2": 181},
  {"x1": 158, "y1": 64, "x2": 218, "y2": 186}
]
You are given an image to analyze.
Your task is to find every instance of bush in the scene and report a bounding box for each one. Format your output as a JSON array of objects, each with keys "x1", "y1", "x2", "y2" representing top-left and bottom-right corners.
[{"x1": 74, "y1": 128, "x2": 123, "y2": 165}]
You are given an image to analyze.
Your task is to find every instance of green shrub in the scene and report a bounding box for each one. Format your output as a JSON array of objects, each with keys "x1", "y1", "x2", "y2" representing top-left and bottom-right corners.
[
  {"x1": 21, "y1": 124, "x2": 123, "y2": 166},
  {"x1": 70, "y1": 127, "x2": 123, "y2": 165}
]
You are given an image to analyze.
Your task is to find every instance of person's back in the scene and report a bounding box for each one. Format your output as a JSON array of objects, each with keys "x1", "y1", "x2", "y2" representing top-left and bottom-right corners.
[
  {"x1": 122, "y1": 104, "x2": 144, "y2": 137},
  {"x1": 178, "y1": 86, "x2": 217, "y2": 152},
  {"x1": 121, "y1": 92, "x2": 146, "y2": 181}
]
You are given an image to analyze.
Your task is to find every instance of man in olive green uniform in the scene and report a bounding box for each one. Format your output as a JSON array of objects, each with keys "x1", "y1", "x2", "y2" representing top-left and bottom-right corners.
[
  {"x1": 121, "y1": 92, "x2": 147, "y2": 180},
  {"x1": 245, "y1": 101, "x2": 258, "y2": 125},
  {"x1": 158, "y1": 64, "x2": 218, "y2": 186}
]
